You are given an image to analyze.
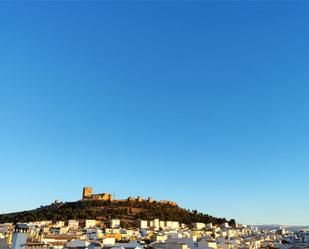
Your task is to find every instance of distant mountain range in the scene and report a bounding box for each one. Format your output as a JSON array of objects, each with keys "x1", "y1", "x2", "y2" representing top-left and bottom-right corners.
[{"x1": 253, "y1": 224, "x2": 309, "y2": 232}]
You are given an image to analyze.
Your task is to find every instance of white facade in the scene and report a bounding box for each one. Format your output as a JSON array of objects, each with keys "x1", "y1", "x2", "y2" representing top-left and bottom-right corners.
[
  {"x1": 207, "y1": 223, "x2": 213, "y2": 229},
  {"x1": 153, "y1": 219, "x2": 160, "y2": 230},
  {"x1": 68, "y1": 220, "x2": 79, "y2": 230},
  {"x1": 165, "y1": 221, "x2": 173, "y2": 229},
  {"x1": 222, "y1": 223, "x2": 229, "y2": 228},
  {"x1": 193, "y1": 223, "x2": 206, "y2": 230},
  {"x1": 171, "y1": 222, "x2": 179, "y2": 230},
  {"x1": 102, "y1": 237, "x2": 116, "y2": 246},
  {"x1": 111, "y1": 219, "x2": 121, "y2": 228},
  {"x1": 55, "y1": 221, "x2": 65, "y2": 227},
  {"x1": 85, "y1": 219, "x2": 96, "y2": 228},
  {"x1": 137, "y1": 220, "x2": 148, "y2": 229},
  {"x1": 160, "y1": 221, "x2": 165, "y2": 229},
  {"x1": 154, "y1": 234, "x2": 168, "y2": 242}
]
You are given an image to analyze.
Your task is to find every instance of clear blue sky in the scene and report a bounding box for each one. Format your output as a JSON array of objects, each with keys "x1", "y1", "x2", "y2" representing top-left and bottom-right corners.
[{"x1": 0, "y1": 1, "x2": 308, "y2": 226}]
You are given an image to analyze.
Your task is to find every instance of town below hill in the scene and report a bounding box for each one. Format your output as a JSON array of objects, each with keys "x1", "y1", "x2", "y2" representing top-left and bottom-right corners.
[{"x1": 0, "y1": 188, "x2": 307, "y2": 249}]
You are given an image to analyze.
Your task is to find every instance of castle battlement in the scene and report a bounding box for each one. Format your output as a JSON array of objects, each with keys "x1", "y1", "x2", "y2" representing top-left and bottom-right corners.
[
  {"x1": 81, "y1": 187, "x2": 177, "y2": 206},
  {"x1": 82, "y1": 187, "x2": 113, "y2": 201}
]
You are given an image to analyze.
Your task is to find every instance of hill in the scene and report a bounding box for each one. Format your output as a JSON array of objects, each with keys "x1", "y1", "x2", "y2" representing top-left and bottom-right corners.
[{"x1": 0, "y1": 200, "x2": 235, "y2": 228}]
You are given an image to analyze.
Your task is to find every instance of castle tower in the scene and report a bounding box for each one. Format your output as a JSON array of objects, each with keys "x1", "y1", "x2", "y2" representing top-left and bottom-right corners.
[
  {"x1": 128, "y1": 197, "x2": 135, "y2": 202},
  {"x1": 82, "y1": 186, "x2": 93, "y2": 199},
  {"x1": 107, "y1": 193, "x2": 113, "y2": 202},
  {"x1": 11, "y1": 224, "x2": 28, "y2": 249}
]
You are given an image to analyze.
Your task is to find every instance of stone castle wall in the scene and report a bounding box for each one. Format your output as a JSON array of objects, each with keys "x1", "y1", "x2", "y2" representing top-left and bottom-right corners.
[{"x1": 82, "y1": 187, "x2": 176, "y2": 206}]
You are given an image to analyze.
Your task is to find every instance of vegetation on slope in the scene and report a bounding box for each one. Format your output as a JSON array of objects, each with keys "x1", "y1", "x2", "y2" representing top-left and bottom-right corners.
[{"x1": 0, "y1": 200, "x2": 235, "y2": 228}]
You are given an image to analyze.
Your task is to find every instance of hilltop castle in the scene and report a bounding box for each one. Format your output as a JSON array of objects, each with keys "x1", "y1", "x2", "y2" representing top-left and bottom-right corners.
[
  {"x1": 82, "y1": 187, "x2": 113, "y2": 201},
  {"x1": 82, "y1": 187, "x2": 177, "y2": 206}
]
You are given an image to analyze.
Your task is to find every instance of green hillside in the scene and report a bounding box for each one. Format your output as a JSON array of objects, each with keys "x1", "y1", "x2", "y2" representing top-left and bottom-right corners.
[{"x1": 0, "y1": 200, "x2": 235, "y2": 228}]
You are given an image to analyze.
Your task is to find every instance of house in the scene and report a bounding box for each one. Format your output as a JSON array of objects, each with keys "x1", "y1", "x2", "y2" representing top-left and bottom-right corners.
[
  {"x1": 111, "y1": 219, "x2": 121, "y2": 229},
  {"x1": 137, "y1": 220, "x2": 148, "y2": 229},
  {"x1": 68, "y1": 220, "x2": 79, "y2": 230},
  {"x1": 193, "y1": 223, "x2": 206, "y2": 230},
  {"x1": 84, "y1": 220, "x2": 96, "y2": 229}
]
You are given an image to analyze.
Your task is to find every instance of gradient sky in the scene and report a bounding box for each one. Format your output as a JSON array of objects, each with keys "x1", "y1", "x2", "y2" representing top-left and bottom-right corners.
[{"x1": 0, "y1": 1, "x2": 308, "y2": 226}]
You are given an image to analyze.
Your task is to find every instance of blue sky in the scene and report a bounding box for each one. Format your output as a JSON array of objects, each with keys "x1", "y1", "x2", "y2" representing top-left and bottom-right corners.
[{"x1": 0, "y1": 2, "x2": 308, "y2": 225}]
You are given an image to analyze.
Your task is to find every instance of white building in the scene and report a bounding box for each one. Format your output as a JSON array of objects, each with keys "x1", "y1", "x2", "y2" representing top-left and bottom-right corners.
[
  {"x1": 137, "y1": 220, "x2": 148, "y2": 229},
  {"x1": 193, "y1": 223, "x2": 206, "y2": 230},
  {"x1": 153, "y1": 219, "x2": 160, "y2": 230},
  {"x1": 111, "y1": 219, "x2": 121, "y2": 228},
  {"x1": 171, "y1": 222, "x2": 179, "y2": 230},
  {"x1": 68, "y1": 220, "x2": 79, "y2": 230},
  {"x1": 102, "y1": 237, "x2": 116, "y2": 246},
  {"x1": 207, "y1": 223, "x2": 213, "y2": 229},
  {"x1": 85, "y1": 219, "x2": 96, "y2": 228},
  {"x1": 222, "y1": 223, "x2": 229, "y2": 229},
  {"x1": 55, "y1": 221, "x2": 65, "y2": 227},
  {"x1": 165, "y1": 221, "x2": 173, "y2": 229},
  {"x1": 154, "y1": 234, "x2": 168, "y2": 242},
  {"x1": 160, "y1": 221, "x2": 166, "y2": 229}
]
